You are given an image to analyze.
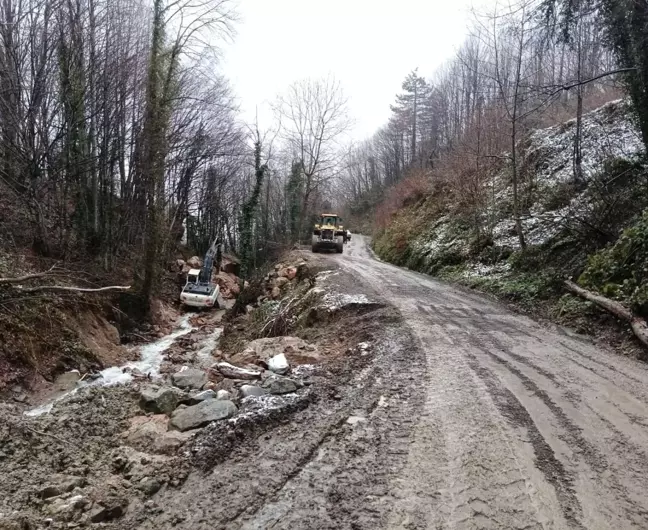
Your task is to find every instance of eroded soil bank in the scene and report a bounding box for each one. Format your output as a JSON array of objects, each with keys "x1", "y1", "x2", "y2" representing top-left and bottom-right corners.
[{"x1": 1, "y1": 249, "x2": 415, "y2": 530}]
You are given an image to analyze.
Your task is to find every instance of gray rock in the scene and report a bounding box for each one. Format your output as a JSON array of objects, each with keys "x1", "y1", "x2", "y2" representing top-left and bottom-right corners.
[
  {"x1": 169, "y1": 399, "x2": 237, "y2": 432},
  {"x1": 137, "y1": 477, "x2": 161, "y2": 496},
  {"x1": 240, "y1": 385, "x2": 266, "y2": 398},
  {"x1": 216, "y1": 389, "x2": 232, "y2": 400},
  {"x1": 54, "y1": 370, "x2": 81, "y2": 391},
  {"x1": 39, "y1": 475, "x2": 86, "y2": 499},
  {"x1": 89, "y1": 503, "x2": 125, "y2": 523},
  {"x1": 171, "y1": 368, "x2": 208, "y2": 390},
  {"x1": 183, "y1": 389, "x2": 216, "y2": 405},
  {"x1": 139, "y1": 386, "x2": 179, "y2": 415},
  {"x1": 268, "y1": 353, "x2": 290, "y2": 375},
  {"x1": 215, "y1": 362, "x2": 262, "y2": 380},
  {"x1": 193, "y1": 389, "x2": 216, "y2": 401},
  {"x1": 261, "y1": 375, "x2": 299, "y2": 395},
  {"x1": 44, "y1": 494, "x2": 87, "y2": 519}
]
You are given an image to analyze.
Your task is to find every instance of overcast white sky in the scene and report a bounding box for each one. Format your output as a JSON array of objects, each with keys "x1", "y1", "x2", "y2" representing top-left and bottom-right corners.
[{"x1": 221, "y1": 0, "x2": 488, "y2": 141}]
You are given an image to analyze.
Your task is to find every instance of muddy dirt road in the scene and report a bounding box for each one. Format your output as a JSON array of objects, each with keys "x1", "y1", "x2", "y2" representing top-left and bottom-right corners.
[
  {"x1": 129, "y1": 236, "x2": 648, "y2": 530},
  {"x1": 333, "y1": 235, "x2": 648, "y2": 529}
]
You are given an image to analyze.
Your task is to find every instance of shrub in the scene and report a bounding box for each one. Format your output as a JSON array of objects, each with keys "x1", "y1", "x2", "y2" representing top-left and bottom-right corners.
[
  {"x1": 579, "y1": 208, "x2": 648, "y2": 316},
  {"x1": 508, "y1": 245, "x2": 546, "y2": 272}
]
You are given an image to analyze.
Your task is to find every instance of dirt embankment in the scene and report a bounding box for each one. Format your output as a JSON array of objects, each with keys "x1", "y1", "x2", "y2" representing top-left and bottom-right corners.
[{"x1": 0, "y1": 248, "x2": 406, "y2": 530}]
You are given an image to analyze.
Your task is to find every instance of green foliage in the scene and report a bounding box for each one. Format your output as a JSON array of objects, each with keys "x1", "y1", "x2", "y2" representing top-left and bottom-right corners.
[
  {"x1": 508, "y1": 245, "x2": 546, "y2": 272},
  {"x1": 465, "y1": 271, "x2": 560, "y2": 308},
  {"x1": 551, "y1": 294, "x2": 595, "y2": 320},
  {"x1": 538, "y1": 181, "x2": 577, "y2": 212},
  {"x1": 239, "y1": 138, "x2": 268, "y2": 278},
  {"x1": 579, "y1": 209, "x2": 648, "y2": 315},
  {"x1": 477, "y1": 244, "x2": 513, "y2": 265}
]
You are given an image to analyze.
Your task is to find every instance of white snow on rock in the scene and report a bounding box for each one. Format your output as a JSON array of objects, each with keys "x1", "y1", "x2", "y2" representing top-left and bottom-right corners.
[
  {"x1": 268, "y1": 353, "x2": 290, "y2": 374},
  {"x1": 322, "y1": 292, "x2": 373, "y2": 311},
  {"x1": 411, "y1": 99, "x2": 646, "y2": 263}
]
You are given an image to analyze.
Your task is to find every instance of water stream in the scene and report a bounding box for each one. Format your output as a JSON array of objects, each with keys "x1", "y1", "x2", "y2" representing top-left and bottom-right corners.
[{"x1": 24, "y1": 315, "x2": 195, "y2": 417}]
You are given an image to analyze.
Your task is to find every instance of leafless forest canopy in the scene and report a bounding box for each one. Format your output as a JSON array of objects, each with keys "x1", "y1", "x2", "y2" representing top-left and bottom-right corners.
[{"x1": 0, "y1": 0, "x2": 642, "y2": 304}]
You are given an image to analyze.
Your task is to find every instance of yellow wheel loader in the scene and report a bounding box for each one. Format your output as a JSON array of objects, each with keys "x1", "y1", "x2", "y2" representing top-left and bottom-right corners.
[{"x1": 312, "y1": 214, "x2": 345, "y2": 254}]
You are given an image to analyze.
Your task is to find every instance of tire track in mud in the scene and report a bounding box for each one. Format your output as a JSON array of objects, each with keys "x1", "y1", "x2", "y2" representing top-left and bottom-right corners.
[
  {"x1": 234, "y1": 325, "x2": 427, "y2": 530},
  {"x1": 338, "y1": 237, "x2": 648, "y2": 529},
  {"x1": 464, "y1": 354, "x2": 585, "y2": 530},
  {"x1": 424, "y1": 302, "x2": 648, "y2": 529}
]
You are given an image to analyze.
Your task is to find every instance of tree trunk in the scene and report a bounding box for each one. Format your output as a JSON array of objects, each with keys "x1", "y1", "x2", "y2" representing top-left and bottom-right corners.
[{"x1": 564, "y1": 280, "x2": 648, "y2": 348}]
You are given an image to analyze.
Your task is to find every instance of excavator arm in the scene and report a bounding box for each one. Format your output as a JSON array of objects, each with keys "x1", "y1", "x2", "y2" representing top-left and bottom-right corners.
[{"x1": 198, "y1": 238, "x2": 222, "y2": 283}]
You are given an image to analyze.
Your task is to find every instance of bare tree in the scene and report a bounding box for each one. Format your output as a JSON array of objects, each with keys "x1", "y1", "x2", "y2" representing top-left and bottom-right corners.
[{"x1": 274, "y1": 75, "x2": 350, "y2": 242}]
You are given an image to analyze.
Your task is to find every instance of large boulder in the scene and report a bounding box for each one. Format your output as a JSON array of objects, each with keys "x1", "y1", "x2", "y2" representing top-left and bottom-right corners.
[
  {"x1": 123, "y1": 415, "x2": 193, "y2": 455},
  {"x1": 171, "y1": 368, "x2": 208, "y2": 390},
  {"x1": 169, "y1": 400, "x2": 237, "y2": 432},
  {"x1": 221, "y1": 260, "x2": 241, "y2": 276},
  {"x1": 261, "y1": 375, "x2": 299, "y2": 395},
  {"x1": 215, "y1": 272, "x2": 240, "y2": 299},
  {"x1": 139, "y1": 386, "x2": 180, "y2": 415},
  {"x1": 187, "y1": 256, "x2": 202, "y2": 268}
]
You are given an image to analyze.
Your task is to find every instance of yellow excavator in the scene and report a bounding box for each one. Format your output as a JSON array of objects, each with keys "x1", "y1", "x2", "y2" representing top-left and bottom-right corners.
[{"x1": 312, "y1": 214, "x2": 345, "y2": 253}]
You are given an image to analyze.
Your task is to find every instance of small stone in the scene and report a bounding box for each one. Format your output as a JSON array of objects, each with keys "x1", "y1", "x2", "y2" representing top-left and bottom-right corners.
[
  {"x1": 271, "y1": 286, "x2": 281, "y2": 299},
  {"x1": 261, "y1": 375, "x2": 299, "y2": 395},
  {"x1": 347, "y1": 416, "x2": 366, "y2": 425},
  {"x1": 138, "y1": 477, "x2": 161, "y2": 496},
  {"x1": 275, "y1": 276, "x2": 290, "y2": 288},
  {"x1": 216, "y1": 390, "x2": 231, "y2": 400},
  {"x1": 89, "y1": 503, "x2": 125, "y2": 523},
  {"x1": 39, "y1": 476, "x2": 86, "y2": 499},
  {"x1": 193, "y1": 389, "x2": 216, "y2": 401},
  {"x1": 44, "y1": 494, "x2": 87, "y2": 519},
  {"x1": 240, "y1": 385, "x2": 266, "y2": 398}
]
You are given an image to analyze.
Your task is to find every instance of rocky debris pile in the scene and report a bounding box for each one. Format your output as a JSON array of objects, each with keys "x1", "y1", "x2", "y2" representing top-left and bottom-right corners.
[
  {"x1": 174, "y1": 255, "x2": 244, "y2": 301},
  {"x1": 127, "y1": 347, "x2": 307, "y2": 435},
  {"x1": 262, "y1": 262, "x2": 301, "y2": 300},
  {"x1": 230, "y1": 336, "x2": 321, "y2": 367},
  {"x1": 0, "y1": 387, "x2": 190, "y2": 529}
]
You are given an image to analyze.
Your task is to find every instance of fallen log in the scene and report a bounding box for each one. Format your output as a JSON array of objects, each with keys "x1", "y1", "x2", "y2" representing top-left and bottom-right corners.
[
  {"x1": 564, "y1": 280, "x2": 648, "y2": 348},
  {"x1": 213, "y1": 362, "x2": 262, "y2": 380},
  {"x1": 15, "y1": 285, "x2": 131, "y2": 294},
  {"x1": 0, "y1": 265, "x2": 58, "y2": 284}
]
